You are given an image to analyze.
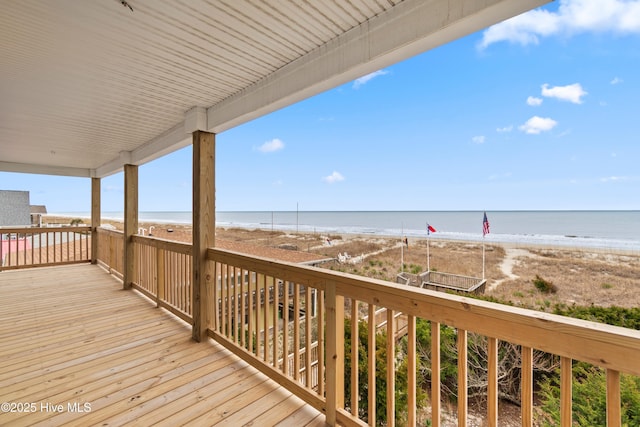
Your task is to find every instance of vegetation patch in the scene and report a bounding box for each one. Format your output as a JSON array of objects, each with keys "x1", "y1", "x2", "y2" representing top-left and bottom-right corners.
[{"x1": 532, "y1": 275, "x2": 557, "y2": 294}]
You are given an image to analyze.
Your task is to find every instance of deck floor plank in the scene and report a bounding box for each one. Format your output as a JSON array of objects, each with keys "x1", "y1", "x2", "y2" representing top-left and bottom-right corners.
[{"x1": 0, "y1": 264, "x2": 324, "y2": 426}]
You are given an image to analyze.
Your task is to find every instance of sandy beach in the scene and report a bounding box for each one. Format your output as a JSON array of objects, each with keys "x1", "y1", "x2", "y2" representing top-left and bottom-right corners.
[{"x1": 44, "y1": 215, "x2": 640, "y2": 309}]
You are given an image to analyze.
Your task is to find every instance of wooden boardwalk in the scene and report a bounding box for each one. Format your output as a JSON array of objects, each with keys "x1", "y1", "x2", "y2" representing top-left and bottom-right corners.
[{"x1": 0, "y1": 264, "x2": 325, "y2": 426}]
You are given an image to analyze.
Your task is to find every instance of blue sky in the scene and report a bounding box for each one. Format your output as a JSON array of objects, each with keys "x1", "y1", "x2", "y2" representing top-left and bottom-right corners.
[{"x1": 3, "y1": 0, "x2": 640, "y2": 213}]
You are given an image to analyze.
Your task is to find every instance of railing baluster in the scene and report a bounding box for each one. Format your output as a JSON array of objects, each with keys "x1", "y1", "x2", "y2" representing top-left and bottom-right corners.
[
  {"x1": 368, "y1": 303, "x2": 376, "y2": 426},
  {"x1": 293, "y1": 282, "x2": 300, "y2": 381},
  {"x1": 457, "y1": 329, "x2": 468, "y2": 426},
  {"x1": 386, "y1": 308, "x2": 395, "y2": 427},
  {"x1": 283, "y1": 280, "x2": 289, "y2": 374},
  {"x1": 407, "y1": 314, "x2": 416, "y2": 427},
  {"x1": 157, "y1": 248, "x2": 165, "y2": 307},
  {"x1": 263, "y1": 274, "x2": 269, "y2": 363},
  {"x1": 272, "y1": 276, "x2": 279, "y2": 367},
  {"x1": 431, "y1": 321, "x2": 441, "y2": 427},
  {"x1": 560, "y1": 356, "x2": 573, "y2": 426},
  {"x1": 240, "y1": 268, "x2": 246, "y2": 348},
  {"x1": 305, "y1": 285, "x2": 313, "y2": 388},
  {"x1": 607, "y1": 369, "x2": 621, "y2": 427},
  {"x1": 325, "y1": 281, "x2": 344, "y2": 426},
  {"x1": 318, "y1": 289, "x2": 325, "y2": 398},
  {"x1": 488, "y1": 337, "x2": 498, "y2": 426},
  {"x1": 522, "y1": 346, "x2": 533, "y2": 427},
  {"x1": 235, "y1": 266, "x2": 240, "y2": 343},
  {"x1": 351, "y1": 299, "x2": 359, "y2": 417}
]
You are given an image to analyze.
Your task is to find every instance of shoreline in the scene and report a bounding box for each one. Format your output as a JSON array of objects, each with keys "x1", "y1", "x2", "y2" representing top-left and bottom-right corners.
[{"x1": 42, "y1": 214, "x2": 640, "y2": 256}]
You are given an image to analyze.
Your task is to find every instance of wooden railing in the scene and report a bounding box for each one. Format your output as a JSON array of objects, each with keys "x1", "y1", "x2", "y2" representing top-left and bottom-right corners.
[
  {"x1": 91, "y1": 231, "x2": 640, "y2": 426},
  {"x1": 421, "y1": 271, "x2": 487, "y2": 293},
  {"x1": 0, "y1": 226, "x2": 91, "y2": 271},
  {"x1": 205, "y1": 247, "x2": 640, "y2": 427},
  {"x1": 96, "y1": 227, "x2": 124, "y2": 279},
  {"x1": 131, "y1": 235, "x2": 192, "y2": 323}
]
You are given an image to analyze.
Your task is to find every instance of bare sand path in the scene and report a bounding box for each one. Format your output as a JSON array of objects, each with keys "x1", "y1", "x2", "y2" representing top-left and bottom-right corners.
[{"x1": 489, "y1": 248, "x2": 535, "y2": 291}]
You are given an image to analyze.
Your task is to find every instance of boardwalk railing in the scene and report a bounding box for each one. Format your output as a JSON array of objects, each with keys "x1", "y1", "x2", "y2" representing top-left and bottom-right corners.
[
  {"x1": 0, "y1": 226, "x2": 91, "y2": 271},
  {"x1": 92, "y1": 231, "x2": 640, "y2": 426}
]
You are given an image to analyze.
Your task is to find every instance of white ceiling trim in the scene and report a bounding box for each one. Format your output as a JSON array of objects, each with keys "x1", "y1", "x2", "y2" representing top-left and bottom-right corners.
[{"x1": 0, "y1": 161, "x2": 92, "y2": 178}]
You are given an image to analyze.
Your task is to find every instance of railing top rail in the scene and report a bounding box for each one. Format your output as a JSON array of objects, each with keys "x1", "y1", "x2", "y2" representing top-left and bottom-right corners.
[
  {"x1": 208, "y1": 246, "x2": 640, "y2": 376},
  {"x1": 1, "y1": 225, "x2": 91, "y2": 234},
  {"x1": 97, "y1": 227, "x2": 123, "y2": 236},
  {"x1": 426, "y1": 271, "x2": 483, "y2": 281},
  {"x1": 131, "y1": 234, "x2": 191, "y2": 255}
]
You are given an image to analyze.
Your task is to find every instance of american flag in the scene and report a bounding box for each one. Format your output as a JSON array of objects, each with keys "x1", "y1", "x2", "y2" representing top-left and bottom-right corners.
[{"x1": 482, "y1": 212, "x2": 490, "y2": 236}]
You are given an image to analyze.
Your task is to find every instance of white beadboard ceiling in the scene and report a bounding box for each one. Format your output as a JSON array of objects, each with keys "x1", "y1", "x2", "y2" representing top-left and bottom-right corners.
[{"x1": 0, "y1": 0, "x2": 548, "y2": 178}]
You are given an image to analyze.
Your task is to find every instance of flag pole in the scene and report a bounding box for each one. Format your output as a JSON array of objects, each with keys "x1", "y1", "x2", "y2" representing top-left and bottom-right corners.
[
  {"x1": 482, "y1": 212, "x2": 490, "y2": 280},
  {"x1": 426, "y1": 222, "x2": 430, "y2": 272},
  {"x1": 482, "y1": 235, "x2": 485, "y2": 280},
  {"x1": 401, "y1": 222, "x2": 404, "y2": 272}
]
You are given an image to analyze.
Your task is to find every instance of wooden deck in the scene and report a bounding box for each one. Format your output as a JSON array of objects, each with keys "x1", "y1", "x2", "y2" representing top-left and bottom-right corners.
[{"x1": 0, "y1": 264, "x2": 325, "y2": 426}]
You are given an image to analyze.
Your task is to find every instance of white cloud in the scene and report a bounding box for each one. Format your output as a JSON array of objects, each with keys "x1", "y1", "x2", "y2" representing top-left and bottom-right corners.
[
  {"x1": 353, "y1": 70, "x2": 389, "y2": 89},
  {"x1": 496, "y1": 125, "x2": 513, "y2": 133},
  {"x1": 600, "y1": 175, "x2": 636, "y2": 183},
  {"x1": 323, "y1": 171, "x2": 345, "y2": 184},
  {"x1": 472, "y1": 135, "x2": 486, "y2": 144},
  {"x1": 519, "y1": 116, "x2": 558, "y2": 134},
  {"x1": 611, "y1": 76, "x2": 624, "y2": 84},
  {"x1": 527, "y1": 96, "x2": 543, "y2": 106},
  {"x1": 479, "y1": 0, "x2": 640, "y2": 49},
  {"x1": 257, "y1": 138, "x2": 284, "y2": 153},
  {"x1": 541, "y1": 83, "x2": 587, "y2": 104}
]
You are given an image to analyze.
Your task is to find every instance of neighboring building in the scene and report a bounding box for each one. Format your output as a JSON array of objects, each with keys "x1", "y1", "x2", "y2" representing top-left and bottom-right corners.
[
  {"x1": 30, "y1": 205, "x2": 48, "y2": 226},
  {"x1": 0, "y1": 190, "x2": 31, "y2": 227}
]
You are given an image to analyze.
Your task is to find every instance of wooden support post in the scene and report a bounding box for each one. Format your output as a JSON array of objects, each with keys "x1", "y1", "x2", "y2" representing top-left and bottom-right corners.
[
  {"x1": 91, "y1": 177, "x2": 100, "y2": 264},
  {"x1": 192, "y1": 130, "x2": 215, "y2": 343},
  {"x1": 123, "y1": 164, "x2": 138, "y2": 290},
  {"x1": 325, "y1": 281, "x2": 344, "y2": 425}
]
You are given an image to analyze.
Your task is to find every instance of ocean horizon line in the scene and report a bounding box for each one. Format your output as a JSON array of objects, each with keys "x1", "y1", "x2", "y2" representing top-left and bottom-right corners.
[{"x1": 46, "y1": 210, "x2": 640, "y2": 253}]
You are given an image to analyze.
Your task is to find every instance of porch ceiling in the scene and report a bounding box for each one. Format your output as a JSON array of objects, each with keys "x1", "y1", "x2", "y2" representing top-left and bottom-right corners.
[{"x1": 0, "y1": 0, "x2": 548, "y2": 178}]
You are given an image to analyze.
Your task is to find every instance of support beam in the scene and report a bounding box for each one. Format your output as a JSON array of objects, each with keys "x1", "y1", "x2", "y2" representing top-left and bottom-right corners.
[
  {"x1": 192, "y1": 130, "x2": 215, "y2": 342},
  {"x1": 123, "y1": 164, "x2": 138, "y2": 290},
  {"x1": 91, "y1": 178, "x2": 100, "y2": 264}
]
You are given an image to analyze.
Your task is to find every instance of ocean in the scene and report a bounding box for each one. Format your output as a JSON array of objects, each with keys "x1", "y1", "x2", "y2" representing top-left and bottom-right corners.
[{"x1": 54, "y1": 210, "x2": 640, "y2": 253}]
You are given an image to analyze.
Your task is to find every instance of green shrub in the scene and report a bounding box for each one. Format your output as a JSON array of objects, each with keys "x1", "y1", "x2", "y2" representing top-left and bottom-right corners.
[
  {"x1": 533, "y1": 275, "x2": 557, "y2": 294},
  {"x1": 539, "y1": 363, "x2": 640, "y2": 426}
]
